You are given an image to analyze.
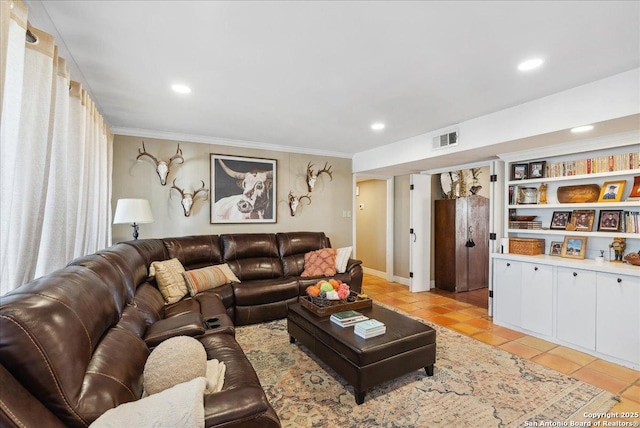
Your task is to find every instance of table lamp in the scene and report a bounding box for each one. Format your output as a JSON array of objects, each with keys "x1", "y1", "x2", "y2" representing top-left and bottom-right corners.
[{"x1": 113, "y1": 199, "x2": 154, "y2": 240}]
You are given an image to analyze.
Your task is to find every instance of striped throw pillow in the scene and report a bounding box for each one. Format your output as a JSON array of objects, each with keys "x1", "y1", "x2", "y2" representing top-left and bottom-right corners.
[
  {"x1": 182, "y1": 264, "x2": 238, "y2": 296},
  {"x1": 335, "y1": 246, "x2": 352, "y2": 273}
]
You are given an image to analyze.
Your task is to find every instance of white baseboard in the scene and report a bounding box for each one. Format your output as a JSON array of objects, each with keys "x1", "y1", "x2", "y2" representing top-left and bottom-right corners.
[
  {"x1": 393, "y1": 276, "x2": 410, "y2": 286},
  {"x1": 362, "y1": 267, "x2": 387, "y2": 278}
]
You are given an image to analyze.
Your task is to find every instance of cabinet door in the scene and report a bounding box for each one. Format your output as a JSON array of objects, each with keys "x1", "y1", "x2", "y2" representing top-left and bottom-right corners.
[
  {"x1": 557, "y1": 267, "x2": 596, "y2": 350},
  {"x1": 521, "y1": 263, "x2": 553, "y2": 336},
  {"x1": 596, "y1": 273, "x2": 640, "y2": 364},
  {"x1": 493, "y1": 259, "x2": 522, "y2": 328}
]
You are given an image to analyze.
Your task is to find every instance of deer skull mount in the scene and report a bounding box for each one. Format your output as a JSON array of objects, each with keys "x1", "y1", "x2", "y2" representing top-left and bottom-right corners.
[
  {"x1": 288, "y1": 191, "x2": 312, "y2": 216},
  {"x1": 136, "y1": 142, "x2": 184, "y2": 185},
  {"x1": 306, "y1": 161, "x2": 333, "y2": 192},
  {"x1": 171, "y1": 179, "x2": 208, "y2": 217}
]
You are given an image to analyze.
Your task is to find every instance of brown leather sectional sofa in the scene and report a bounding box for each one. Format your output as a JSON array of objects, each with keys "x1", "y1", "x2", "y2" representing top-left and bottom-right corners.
[{"x1": 0, "y1": 232, "x2": 363, "y2": 428}]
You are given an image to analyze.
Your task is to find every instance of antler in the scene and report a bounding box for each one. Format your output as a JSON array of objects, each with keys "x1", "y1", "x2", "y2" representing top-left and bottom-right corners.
[
  {"x1": 169, "y1": 144, "x2": 184, "y2": 165},
  {"x1": 136, "y1": 141, "x2": 159, "y2": 165},
  {"x1": 316, "y1": 162, "x2": 333, "y2": 181},
  {"x1": 298, "y1": 194, "x2": 312, "y2": 205},
  {"x1": 170, "y1": 179, "x2": 186, "y2": 198},
  {"x1": 192, "y1": 180, "x2": 208, "y2": 199}
]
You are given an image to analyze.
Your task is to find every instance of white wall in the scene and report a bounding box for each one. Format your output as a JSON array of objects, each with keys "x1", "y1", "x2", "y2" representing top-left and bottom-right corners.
[{"x1": 112, "y1": 135, "x2": 354, "y2": 247}]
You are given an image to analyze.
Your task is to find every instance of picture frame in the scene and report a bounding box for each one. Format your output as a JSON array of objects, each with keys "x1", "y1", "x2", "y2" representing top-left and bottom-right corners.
[
  {"x1": 566, "y1": 209, "x2": 596, "y2": 232},
  {"x1": 597, "y1": 180, "x2": 625, "y2": 202},
  {"x1": 210, "y1": 154, "x2": 277, "y2": 224},
  {"x1": 628, "y1": 176, "x2": 640, "y2": 200},
  {"x1": 511, "y1": 163, "x2": 528, "y2": 180},
  {"x1": 528, "y1": 161, "x2": 546, "y2": 179},
  {"x1": 549, "y1": 211, "x2": 572, "y2": 230},
  {"x1": 597, "y1": 210, "x2": 623, "y2": 232},
  {"x1": 549, "y1": 241, "x2": 563, "y2": 256},
  {"x1": 561, "y1": 236, "x2": 587, "y2": 260}
]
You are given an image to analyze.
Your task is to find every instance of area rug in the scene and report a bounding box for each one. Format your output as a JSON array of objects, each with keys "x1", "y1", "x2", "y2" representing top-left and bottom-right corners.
[{"x1": 235, "y1": 315, "x2": 617, "y2": 428}]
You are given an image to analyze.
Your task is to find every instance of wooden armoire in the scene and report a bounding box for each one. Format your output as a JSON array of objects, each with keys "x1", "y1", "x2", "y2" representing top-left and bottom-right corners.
[{"x1": 434, "y1": 195, "x2": 489, "y2": 292}]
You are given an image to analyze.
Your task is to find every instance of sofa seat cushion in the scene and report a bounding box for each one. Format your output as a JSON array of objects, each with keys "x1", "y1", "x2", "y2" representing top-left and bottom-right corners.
[
  {"x1": 164, "y1": 296, "x2": 200, "y2": 318},
  {"x1": 232, "y1": 278, "x2": 299, "y2": 306}
]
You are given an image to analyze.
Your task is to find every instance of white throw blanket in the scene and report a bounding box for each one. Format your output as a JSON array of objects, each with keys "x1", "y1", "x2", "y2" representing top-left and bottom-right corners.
[
  {"x1": 90, "y1": 377, "x2": 206, "y2": 428},
  {"x1": 205, "y1": 359, "x2": 226, "y2": 393}
]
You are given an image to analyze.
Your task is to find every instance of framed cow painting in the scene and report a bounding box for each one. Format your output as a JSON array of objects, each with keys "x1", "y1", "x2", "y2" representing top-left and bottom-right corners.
[{"x1": 210, "y1": 154, "x2": 277, "y2": 223}]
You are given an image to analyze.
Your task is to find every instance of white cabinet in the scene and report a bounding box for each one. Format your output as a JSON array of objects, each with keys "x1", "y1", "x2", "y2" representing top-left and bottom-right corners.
[
  {"x1": 521, "y1": 263, "x2": 553, "y2": 336},
  {"x1": 493, "y1": 259, "x2": 521, "y2": 328},
  {"x1": 556, "y1": 267, "x2": 596, "y2": 350},
  {"x1": 596, "y1": 272, "x2": 640, "y2": 364}
]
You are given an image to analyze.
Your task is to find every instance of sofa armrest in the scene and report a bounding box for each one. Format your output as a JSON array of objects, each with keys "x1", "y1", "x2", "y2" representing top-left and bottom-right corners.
[
  {"x1": 346, "y1": 258, "x2": 363, "y2": 293},
  {"x1": 143, "y1": 312, "x2": 205, "y2": 348},
  {"x1": 0, "y1": 364, "x2": 67, "y2": 428},
  {"x1": 203, "y1": 385, "x2": 280, "y2": 428}
]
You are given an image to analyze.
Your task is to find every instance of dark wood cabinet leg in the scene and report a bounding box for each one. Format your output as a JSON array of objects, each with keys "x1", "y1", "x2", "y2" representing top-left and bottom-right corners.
[
  {"x1": 289, "y1": 335, "x2": 296, "y2": 344},
  {"x1": 425, "y1": 364, "x2": 434, "y2": 376},
  {"x1": 355, "y1": 390, "x2": 366, "y2": 405}
]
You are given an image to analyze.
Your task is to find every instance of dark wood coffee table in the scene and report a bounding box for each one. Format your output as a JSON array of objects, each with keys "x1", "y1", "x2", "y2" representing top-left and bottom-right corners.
[{"x1": 287, "y1": 302, "x2": 436, "y2": 404}]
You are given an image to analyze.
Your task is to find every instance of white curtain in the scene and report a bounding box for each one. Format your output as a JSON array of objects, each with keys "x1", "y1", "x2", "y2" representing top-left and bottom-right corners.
[{"x1": 1, "y1": 0, "x2": 113, "y2": 294}]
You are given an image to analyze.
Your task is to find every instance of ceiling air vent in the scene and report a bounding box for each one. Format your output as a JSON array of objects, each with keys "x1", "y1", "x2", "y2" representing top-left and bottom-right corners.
[{"x1": 432, "y1": 130, "x2": 458, "y2": 149}]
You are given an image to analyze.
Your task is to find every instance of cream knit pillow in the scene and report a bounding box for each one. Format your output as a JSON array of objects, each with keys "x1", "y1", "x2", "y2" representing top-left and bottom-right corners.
[{"x1": 150, "y1": 258, "x2": 188, "y2": 304}]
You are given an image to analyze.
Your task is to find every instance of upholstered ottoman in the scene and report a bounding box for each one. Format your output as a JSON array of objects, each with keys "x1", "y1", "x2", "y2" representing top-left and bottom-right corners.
[{"x1": 287, "y1": 303, "x2": 436, "y2": 404}]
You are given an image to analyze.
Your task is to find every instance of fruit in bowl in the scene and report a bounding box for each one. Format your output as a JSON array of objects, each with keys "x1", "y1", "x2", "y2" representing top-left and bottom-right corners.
[{"x1": 306, "y1": 279, "x2": 350, "y2": 300}]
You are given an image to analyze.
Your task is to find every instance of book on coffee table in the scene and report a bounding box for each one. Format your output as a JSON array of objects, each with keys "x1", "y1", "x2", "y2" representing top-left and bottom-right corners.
[
  {"x1": 330, "y1": 310, "x2": 368, "y2": 327},
  {"x1": 354, "y1": 319, "x2": 386, "y2": 338}
]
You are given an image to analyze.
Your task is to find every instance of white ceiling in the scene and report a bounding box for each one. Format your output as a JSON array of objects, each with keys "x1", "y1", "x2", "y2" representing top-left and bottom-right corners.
[{"x1": 26, "y1": 1, "x2": 640, "y2": 164}]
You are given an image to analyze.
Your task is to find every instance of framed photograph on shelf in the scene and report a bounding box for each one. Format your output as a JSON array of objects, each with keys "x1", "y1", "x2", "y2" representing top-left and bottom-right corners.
[
  {"x1": 528, "y1": 161, "x2": 546, "y2": 179},
  {"x1": 549, "y1": 241, "x2": 563, "y2": 256},
  {"x1": 210, "y1": 154, "x2": 277, "y2": 224},
  {"x1": 561, "y1": 236, "x2": 587, "y2": 260},
  {"x1": 597, "y1": 180, "x2": 625, "y2": 202},
  {"x1": 566, "y1": 209, "x2": 595, "y2": 232},
  {"x1": 549, "y1": 211, "x2": 572, "y2": 230},
  {"x1": 597, "y1": 210, "x2": 623, "y2": 232},
  {"x1": 511, "y1": 163, "x2": 528, "y2": 180}
]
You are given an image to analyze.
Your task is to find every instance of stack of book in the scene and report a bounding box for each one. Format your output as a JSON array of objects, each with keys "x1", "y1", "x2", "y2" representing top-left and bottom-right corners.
[
  {"x1": 330, "y1": 310, "x2": 368, "y2": 328},
  {"x1": 509, "y1": 220, "x2": 542, "y2": 229},
  {"x1": 354, "y1": 319, "x2": 386, "y2": 339}
]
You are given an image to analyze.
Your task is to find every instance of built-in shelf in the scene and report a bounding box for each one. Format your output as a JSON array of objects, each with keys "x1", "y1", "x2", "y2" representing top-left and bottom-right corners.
[{"x1": 507, "y1": 229, "x2": 639, "y2": 239}]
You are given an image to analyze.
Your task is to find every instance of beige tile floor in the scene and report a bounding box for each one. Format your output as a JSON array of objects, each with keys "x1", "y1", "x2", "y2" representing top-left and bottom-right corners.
[{"x1": 362, "y1": 274, "x2": 640, "y2": 419}]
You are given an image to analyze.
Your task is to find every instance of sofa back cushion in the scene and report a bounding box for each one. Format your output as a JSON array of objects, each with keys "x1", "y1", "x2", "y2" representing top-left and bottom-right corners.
[
  {"x1": 220, "y1": 234, "x2": 283, "y2": 280},
  {"x1": 163, "y1": 235, "x2": 223, "y2": 270},
  {"x1": 121, "y1": 239, "x2": 168, "y2": 270},
  {"x1": 0, "y1": 266, "x2": 148, "y2": 427},
  {"x1": 276, "y1": 232, "x2": 329, "y2": 276}
]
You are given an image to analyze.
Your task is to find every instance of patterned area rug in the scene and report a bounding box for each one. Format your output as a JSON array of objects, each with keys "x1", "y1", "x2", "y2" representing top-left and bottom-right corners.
[{"x1": 235, "y1": 313, "x2": 617, "y2": 428}]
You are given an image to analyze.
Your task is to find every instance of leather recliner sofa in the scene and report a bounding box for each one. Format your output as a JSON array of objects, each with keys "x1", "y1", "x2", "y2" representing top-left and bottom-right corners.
[{"x1": 0, "y1": 231, "x2": 363, "y2": 428}]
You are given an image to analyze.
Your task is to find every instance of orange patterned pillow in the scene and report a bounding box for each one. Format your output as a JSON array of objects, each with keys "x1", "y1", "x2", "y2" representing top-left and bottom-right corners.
[{"x1": 301, "y1": 248, "x2": 337, "y2": 277}]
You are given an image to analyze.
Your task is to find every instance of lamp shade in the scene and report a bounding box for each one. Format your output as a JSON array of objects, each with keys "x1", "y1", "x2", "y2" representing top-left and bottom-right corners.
[{"x1": 113, "y1": 199, "x2": 154, "y2": 224}]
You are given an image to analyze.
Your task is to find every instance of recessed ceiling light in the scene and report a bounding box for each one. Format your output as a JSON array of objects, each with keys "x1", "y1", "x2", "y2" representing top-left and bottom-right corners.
[
  {"x1": 171, "y1": 84, "x2": 191, "y2": 94},
  {"x1": 371, "y1": 123, "x2": 385, "y2": 131},
  {"x1": 571, "y1": 125, "x2": 594, "y2": 133},
  {"x1": 517, "y1": 58, "x2": 544, "y2": 71}
]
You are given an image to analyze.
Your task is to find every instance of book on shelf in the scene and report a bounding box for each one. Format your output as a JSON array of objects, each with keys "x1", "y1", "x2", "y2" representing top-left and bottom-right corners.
[
  {"x1": 354, "y1": 319, "x2": 386, "y2": 338},
  {"x1": 330, "y1": 311, "x2": 368, "y2": 327}
]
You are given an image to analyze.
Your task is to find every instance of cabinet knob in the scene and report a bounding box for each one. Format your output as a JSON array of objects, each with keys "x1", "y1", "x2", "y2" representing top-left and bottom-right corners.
[
  {"x1": 534, "y1": 267, "x2": 538, "y2": 271},
  {"x1": 617, "y1": 278, "x2": 622, "y2": 283},
  {"x1": 573, "y1": 272, "x2": 577, "y2": 277},
  {"x1": 506, "y1": 263, "x2": 510, "y2": 267}
]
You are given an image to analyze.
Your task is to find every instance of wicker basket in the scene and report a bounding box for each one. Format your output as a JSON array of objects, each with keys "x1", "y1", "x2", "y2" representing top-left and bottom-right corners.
[
  {"x1": 300, "y1": 291, "x2": 372, "y2": 316},
  {"x1": 509, "y1": 237, "x2": 545, "y2": 255}
]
